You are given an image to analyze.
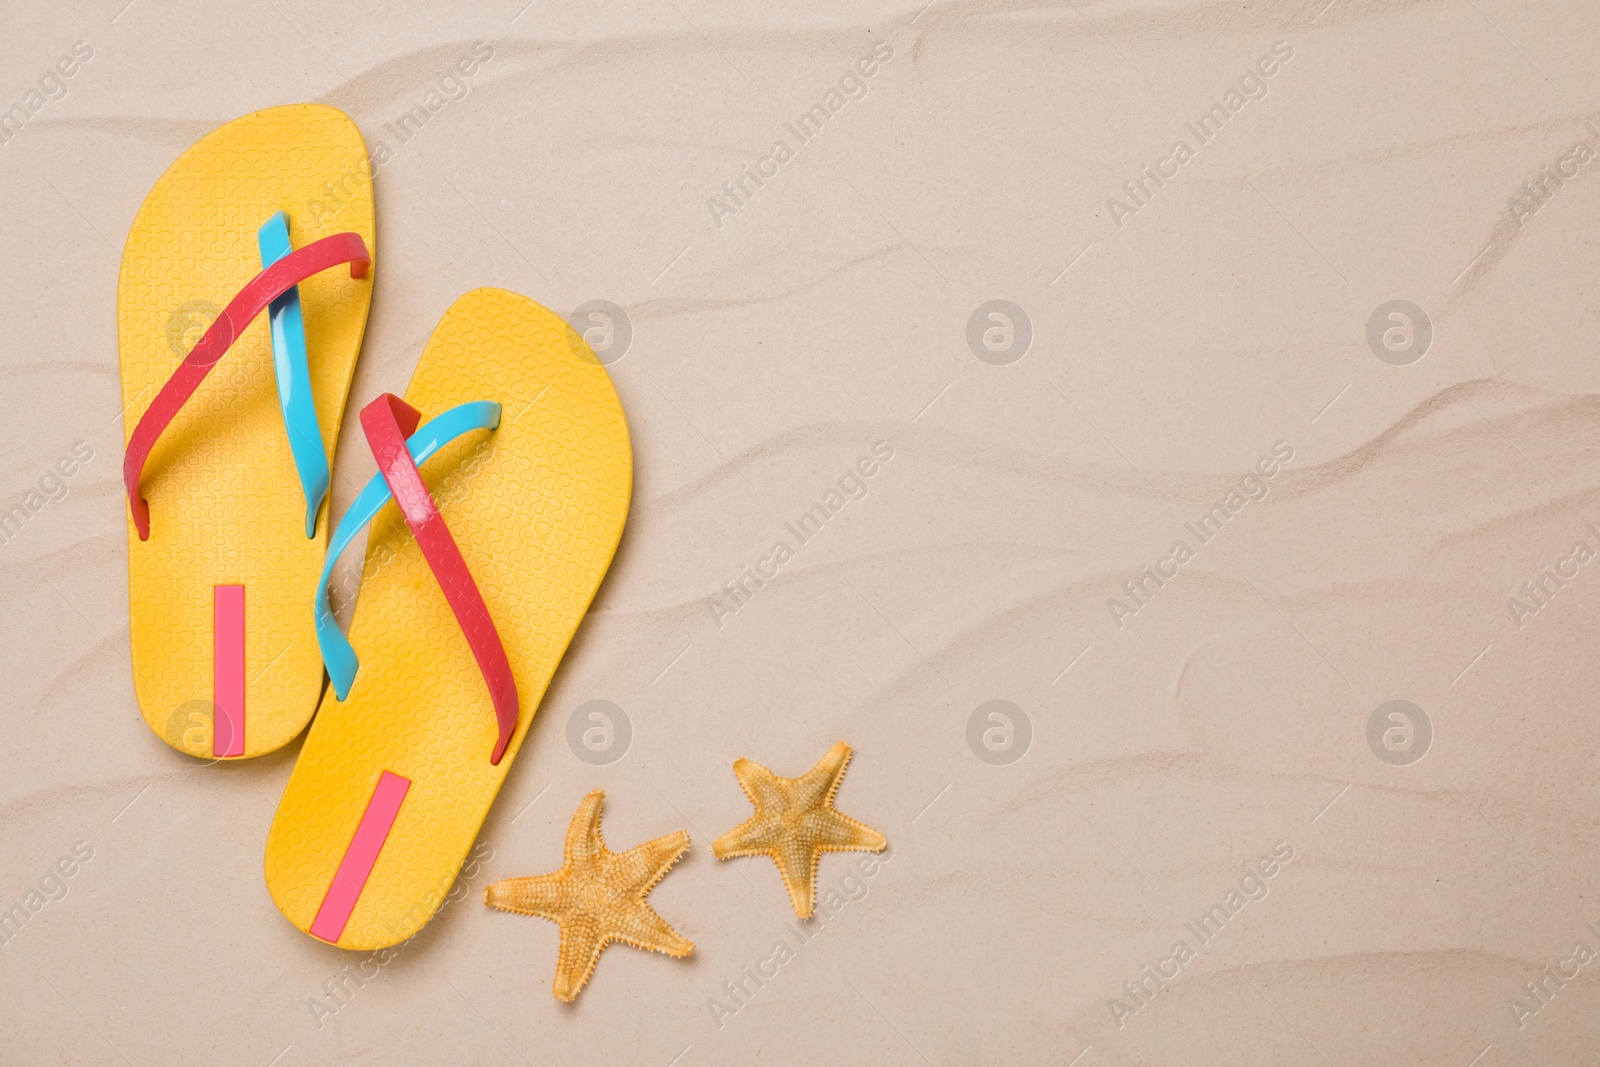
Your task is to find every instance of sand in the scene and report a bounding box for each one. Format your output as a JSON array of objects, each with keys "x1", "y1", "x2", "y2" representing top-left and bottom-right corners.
[{"x1": 3, "y1": 0, "x2": 1599, "y2": 1063}]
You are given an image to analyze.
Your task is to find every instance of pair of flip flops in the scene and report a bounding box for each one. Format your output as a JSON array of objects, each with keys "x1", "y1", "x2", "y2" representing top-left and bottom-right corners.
[{"x1": 119, "y1": 105, "x2": 630, "y2": 949}]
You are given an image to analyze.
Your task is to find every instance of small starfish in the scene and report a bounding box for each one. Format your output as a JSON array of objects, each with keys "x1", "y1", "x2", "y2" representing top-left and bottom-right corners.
[
  {"x1": 712, "y1": 740, "x2": 887, "y2": 917},
  {"x1": 483, "y1": 790, "x2": 694, "y2": 1002}
]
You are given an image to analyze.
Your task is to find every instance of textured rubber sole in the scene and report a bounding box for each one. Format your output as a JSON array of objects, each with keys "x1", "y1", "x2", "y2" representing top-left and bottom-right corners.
[
  {"x1": 264, "y1": 288, "x2": 632, "y2": 950},
  {"x1": 119, "y1": 104, "x2": 374, "y2": 759}
]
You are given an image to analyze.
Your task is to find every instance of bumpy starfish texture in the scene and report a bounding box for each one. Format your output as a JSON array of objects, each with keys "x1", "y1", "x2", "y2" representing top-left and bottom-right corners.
[
  {"x1": 483, "y1": 790, "x2": 693, "y2": 1002},
  {"x1": 712, "y1": 740, "x2": 887, "y2": 917}
]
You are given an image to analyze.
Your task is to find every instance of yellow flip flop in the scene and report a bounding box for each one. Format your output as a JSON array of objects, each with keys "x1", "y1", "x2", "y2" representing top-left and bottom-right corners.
[
  {"x1": 264, "y1": 288, "x2": 632, "y2": 950},
  {"x1": 119, "y1": 104, "x2": 375, "y2": 759}
]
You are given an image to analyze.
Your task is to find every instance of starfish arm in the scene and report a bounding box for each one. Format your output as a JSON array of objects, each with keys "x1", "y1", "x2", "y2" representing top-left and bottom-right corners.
[
  {"x1": 607, "y1": 903, "x2": 695, "y2": 958},
  {"x1": 789, "y1": 741, "x2": 853, "y2": 811},
  {"x1": 611, "y1": 830, "x2": 691, "y2": 896},
  {"x1": 552, "y1": 915, "x2": 607, "y2": 1003},
  {"x1": 483, "y1": 874, "x2": 574, "y2": 921},
  {"x1": 564, "y1": 790, "x2": 611, "y2": 872},
  {"x1": 732, "y1": 758, "x2": 791, "y2": 813},
  {"x1": 712, "y1": 815, "x2": 783, "y2": 860},
  {"x1": 807, "y1": 809, "x2": 888, "y2": 853},
  {"x1": 772, "y1": 841, "x2": 822, "y2": 917}
]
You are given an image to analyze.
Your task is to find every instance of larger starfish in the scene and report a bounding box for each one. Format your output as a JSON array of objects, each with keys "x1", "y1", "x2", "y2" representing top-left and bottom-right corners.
[
  {"x1": 712, "y1": 740, "x2": 887, "y2": 917},
  {"x1": 483, "y1": 791, "x2": 694, "y2": 1002}
]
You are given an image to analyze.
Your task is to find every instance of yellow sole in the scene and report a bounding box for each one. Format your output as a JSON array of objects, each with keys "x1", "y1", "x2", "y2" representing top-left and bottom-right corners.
[
  {"x1": 118, "y1": 104, "x2": 374, "y2": 759},
  {"x1": 264, "y1": 288, "x2": 632, "y2": 949}
]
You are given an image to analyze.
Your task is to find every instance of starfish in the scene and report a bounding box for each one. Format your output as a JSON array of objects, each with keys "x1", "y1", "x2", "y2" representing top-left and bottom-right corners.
[
  {"x1": 483, "y1": 790, "x2": 694, "y2": 1002},
  {"x1": 712, "y1": 740, "x2": 887, "y2": 918}
]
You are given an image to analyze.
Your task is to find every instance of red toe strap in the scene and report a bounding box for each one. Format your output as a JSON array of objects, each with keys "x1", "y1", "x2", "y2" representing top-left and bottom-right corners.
[
  {"x1": 360, "y1": 394, "x2": 520, "y2": 764},
  {"x1": 123, "y1": 232, "x2": 371, "y2": 541}
]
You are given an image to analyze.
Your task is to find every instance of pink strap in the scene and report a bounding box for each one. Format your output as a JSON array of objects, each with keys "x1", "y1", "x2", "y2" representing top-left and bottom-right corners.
[
  {"x1": 123, "y1": 233, "x2": 371, "y2": 541},
  {"x1": 360, "y1": 395, "x2": 520, "y2": 764}
]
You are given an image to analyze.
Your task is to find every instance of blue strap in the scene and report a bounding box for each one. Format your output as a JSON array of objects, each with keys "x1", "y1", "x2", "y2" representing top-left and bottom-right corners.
[
  {"x1": 315, "y1": 400, "x2": 502, "y2": 699},
  {"x1": 258, "y1": 211, "x2": 332, "y2": 538}
]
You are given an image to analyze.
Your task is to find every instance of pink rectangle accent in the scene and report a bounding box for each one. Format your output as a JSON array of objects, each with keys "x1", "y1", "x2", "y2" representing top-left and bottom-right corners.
[
  {"x1": 309, "y1": 771, "x2": 412, "y2": 944},
  {"x1": 213, "y1": 585, "x2": 245, "y2": 757}
]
